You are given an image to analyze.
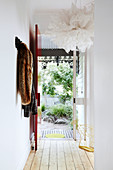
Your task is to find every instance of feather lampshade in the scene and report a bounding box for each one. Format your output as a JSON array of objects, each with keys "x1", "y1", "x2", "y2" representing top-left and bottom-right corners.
[{"x1": 46, "y1": 3, "x2": 94, "y2": 52}]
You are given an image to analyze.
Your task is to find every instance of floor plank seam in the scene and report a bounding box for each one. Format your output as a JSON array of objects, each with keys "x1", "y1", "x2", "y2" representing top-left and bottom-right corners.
[
  {"x1": 39, "y1": 140, "x2": 45, "y2": 170},
  {"x1": 68, "y1": 140, "x2": 76, "y2": 170},
  {"x1": 48, "y1": 140, "x2": 51, "y2": 170},
  {"x1": 30, "y1": 152, "x2": 36, "y2": 170},
  {"x1": 85, "y1": 151, "x2": 94, "y2": 169},
  {"x1": 56, "y1": 141, "x2": 58, "y2": 170},
  {"x1": 75, "y1": 142, "x2": 85, "y2": 170},
  {"x1": 63, "y1": 141, "x2": 68, "y2": 170}
]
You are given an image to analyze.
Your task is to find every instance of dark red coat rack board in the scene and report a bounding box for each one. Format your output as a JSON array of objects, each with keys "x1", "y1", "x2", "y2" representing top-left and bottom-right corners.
[
  {"x1": 35, "y1": 24, "x2": 38, "y2": 151},
  {"x1": 29, "y1": 28, "x2": 35, "y2": 142},
  {"x1": 35, "y1": 24, "x2": 41, "y2": 151}
]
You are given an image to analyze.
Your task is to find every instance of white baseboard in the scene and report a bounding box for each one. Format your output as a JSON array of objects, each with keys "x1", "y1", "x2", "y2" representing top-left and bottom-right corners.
[{"x1": 16, "y1": 140, "x2": 31, "y2": 170}]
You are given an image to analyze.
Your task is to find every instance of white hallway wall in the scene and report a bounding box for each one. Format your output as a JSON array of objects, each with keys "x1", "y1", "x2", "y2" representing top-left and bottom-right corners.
[
  {"x1": 0, "y1": 0, "x2": 31, "y2": 169},
  {"x1": 94, "y1": 0, "x2": 113, "y2": 169}
]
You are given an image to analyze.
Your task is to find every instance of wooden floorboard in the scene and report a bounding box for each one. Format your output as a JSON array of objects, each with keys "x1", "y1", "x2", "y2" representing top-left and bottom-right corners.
[
  {"x1": 49, "y1": 140, "x2": 57, "y2": 170},
  {"x1": 69, "y1": 140, "x2": 84, "y2": 169},
  {"x1": 24, "y1": 151, "x2": 35, "y2": 170},
  {"x1": 31, "y1": 140, "x2": 45, "y2": 170},
  {"x1": 77, "y1": 146, "x2": 93, "y2": 170},
  {"x1": 57, "y1": 141, "x2": 66, "y2": 170},
  {"x1": 24, "y1": 139, "x2": 94, "y2": 170},
  {"x1": 40, "y1": 140, "x2": 50, "y2": 170},
  {"x1": 85, "y1": 151, "x2": 94, "y2": 169},
  {"x1": 64, "y1": 140, "x2": 76, "y2": 170}
]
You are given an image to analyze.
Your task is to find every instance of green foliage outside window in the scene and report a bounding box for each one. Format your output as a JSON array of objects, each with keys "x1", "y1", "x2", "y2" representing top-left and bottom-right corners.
[
  {"x1": 46, "y1": 104, "x2": 73, "y2": 118},
  {"x1": 41, "y1": 103, "x2": 46, "y2": 112},
  {"x1": 39, "y1": 63, "x2": 77, "y2": 104}
]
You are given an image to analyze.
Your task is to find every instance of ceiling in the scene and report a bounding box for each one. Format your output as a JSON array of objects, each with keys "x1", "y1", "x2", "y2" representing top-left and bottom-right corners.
[
  {"x1": 31, "y1": 0, "x2": 75, "y2": 12},
  {"x1": 31, "y1": 0, "x2": 94, "y2": 11}
]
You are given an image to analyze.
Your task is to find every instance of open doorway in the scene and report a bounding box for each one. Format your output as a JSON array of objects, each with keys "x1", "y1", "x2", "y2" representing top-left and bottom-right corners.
[
  {"x1": 32, "y1": 0, "x2": 94, "y2": 152},
  {"x1": 34, "y1": 21, "x2": 94, "y2": 149},
  {"x1": 36, "y1": 34, "x2": 90, "y2": 144},
  {"x1": 37, "y1": 40, "x2": 75, "y2": 140}
]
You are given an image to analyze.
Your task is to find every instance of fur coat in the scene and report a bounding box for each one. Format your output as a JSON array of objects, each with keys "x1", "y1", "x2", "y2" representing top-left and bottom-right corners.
[{"x1": 16, "y1": 38, "x2": 33, "y2": 105}]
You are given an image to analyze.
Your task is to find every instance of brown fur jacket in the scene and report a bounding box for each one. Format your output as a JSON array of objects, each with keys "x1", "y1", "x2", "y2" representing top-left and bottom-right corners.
[{"x1": 17, "y1": 42, "x2": 33, "y2": 105}]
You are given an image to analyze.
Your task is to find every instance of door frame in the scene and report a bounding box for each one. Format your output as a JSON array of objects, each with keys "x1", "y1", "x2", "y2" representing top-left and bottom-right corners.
[
  {"x1": 73, "y1": 50, "x2": 87, "y2": 140},
  {"x1": 73, "y1": 50, "x2": 77, "y2": 140}
]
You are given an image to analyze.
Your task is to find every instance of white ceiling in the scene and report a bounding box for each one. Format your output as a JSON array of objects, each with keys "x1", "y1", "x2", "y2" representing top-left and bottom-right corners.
[
  {"x1": 31, "y1": 0, "x2": 75, "y2": 12},
  {"x1": 31, "y1": 0, "x2": 94, "y2": 12}
]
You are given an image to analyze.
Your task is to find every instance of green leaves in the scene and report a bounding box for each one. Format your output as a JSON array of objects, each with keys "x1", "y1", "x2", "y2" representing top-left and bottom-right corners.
[
  {"x1": 39, "y1": 63, "x2": 73, "y2": 103},
  {"x1": 47, "y1": 104, "x2": 73, "y2": 118},
  {"x1": 42, "y1": 82, "x2": 56, "y2": 96},
  {"x1": 41, "y1": 103, "x2": 46, "y2": 112},
  {"x1": 51, "y1": 64, "x2": 73, "y2": 92}
]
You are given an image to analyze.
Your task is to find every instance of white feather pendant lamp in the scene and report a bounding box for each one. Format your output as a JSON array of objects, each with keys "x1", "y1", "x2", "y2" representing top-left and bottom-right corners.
[{"x1": 46, "y1": 3, "x2": 94, "y2": 52}]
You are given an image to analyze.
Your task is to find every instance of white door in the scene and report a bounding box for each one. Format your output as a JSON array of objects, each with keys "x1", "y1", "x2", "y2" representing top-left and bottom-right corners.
[{"x1": 73, "y1": 50, "x2": 87, "y2": 140}]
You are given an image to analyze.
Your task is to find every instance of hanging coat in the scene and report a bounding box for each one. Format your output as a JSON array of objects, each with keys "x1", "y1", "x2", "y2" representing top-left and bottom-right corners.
[
  {"x1": 22, "y1": 85, "x2": 37, "y2": 117},
  {"x1": 16, "y1": 38, "x2": 33, "y2": 105}
]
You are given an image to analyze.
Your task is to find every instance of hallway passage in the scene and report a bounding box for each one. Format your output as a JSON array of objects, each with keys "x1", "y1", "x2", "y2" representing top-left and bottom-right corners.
[{"x1": 24, "y1": 139, "x2": 94, "y2": 170}]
